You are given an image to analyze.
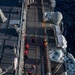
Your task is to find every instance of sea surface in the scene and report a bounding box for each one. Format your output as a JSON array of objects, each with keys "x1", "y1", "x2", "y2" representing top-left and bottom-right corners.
[{"x1": 55, "y1": 0, "x2": 75, "y2": 57}]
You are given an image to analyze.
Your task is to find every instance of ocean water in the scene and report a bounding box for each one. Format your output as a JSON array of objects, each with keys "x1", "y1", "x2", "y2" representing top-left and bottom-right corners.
[
  {"x1": 55, "y1": 0, "x2": 75, "y2": 57},
  {"x1": 0, "y1": 0, "x2": 21, "y2": 7}
]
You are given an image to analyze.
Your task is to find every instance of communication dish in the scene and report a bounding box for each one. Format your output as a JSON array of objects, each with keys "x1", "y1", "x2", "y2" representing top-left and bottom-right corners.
[
  {"x1": 0, "y1": 9, "x2": 7, "y2": 23},
  {"x1": 51, "y1": 11, "x2": 63, "y2": 25}
]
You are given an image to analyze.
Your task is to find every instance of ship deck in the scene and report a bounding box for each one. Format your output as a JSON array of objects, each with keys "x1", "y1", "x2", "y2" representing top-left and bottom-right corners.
[
  {"x1": 0, "y1": 0, "x2": 65, "y2": 75},
  {"x1": 0, "y1": 0, "x2": 21, "y2": 74},
  {"x1": 24, "y1": 1, "x2": 45, "y2": 75}
]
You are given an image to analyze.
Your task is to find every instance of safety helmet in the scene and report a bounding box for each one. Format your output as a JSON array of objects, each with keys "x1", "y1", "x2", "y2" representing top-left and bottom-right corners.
[{"x1": 44, "y1": 39, "x2": 46, "y2": 42}]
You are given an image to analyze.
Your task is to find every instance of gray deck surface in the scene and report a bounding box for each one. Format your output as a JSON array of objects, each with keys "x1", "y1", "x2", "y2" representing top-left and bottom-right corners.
[
  {"x1": 0, "y1": 0, "x2": 65, "y2": 75},
  {"x1": 24, "y1": 1, "x2": 45, "y2": 75},
  {"x1": 0, "y1": 1, "x2": 21, "y2": 74}
]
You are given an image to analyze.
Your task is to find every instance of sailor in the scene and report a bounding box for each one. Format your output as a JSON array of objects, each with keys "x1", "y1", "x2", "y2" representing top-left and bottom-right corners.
[
  {"x1": 24, "y1": 50, "x2": 29, "y2": 59},
  {"x1": 43, "y1": 38, "x2": 48, "y2": 48},
  {"x1": 28, "y1": 65, "x2": 36, "y2": 75},
  {"x1": 25, "y1": 43, "x2": 29, "y2": 49},
  {"x1": 43, "y1": 38, "x2": 47, "y2": 43},
  {"x1": 43, "y1": 43, "x2": 46, "y2": 47},
  {"x1": 31, "y1": 36, "x2": 35, "y2": 43},
  {"x1": 28, "y1": 69, "x2": 32, "y2": 75},
  {"x1": 28, "y1": 5, "x2": 30, "y2": 9},
  {"x1": 31, "y1": 64, "x2": 36, "y2": 70}
]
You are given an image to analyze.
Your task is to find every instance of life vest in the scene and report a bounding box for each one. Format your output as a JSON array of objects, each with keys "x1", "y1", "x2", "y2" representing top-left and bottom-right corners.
[
  {"x1": 43, "y1": 43, "x2": 46, "y2": 47},
  {"x1": 24, "y1": 50, "x2": 28, "y2": 55},
  {"x1": 28, "y1": 70, "x2": 32, "y2": 74},
  {"x1": 44, "y1": 39, "x2": 46, "y2": 42},
  {"x1": 25, "y1": 44, "x2": 29, "y2": 49},
  {"x1": 43, "y1": 39, "x2": 48, "y2": 47}
]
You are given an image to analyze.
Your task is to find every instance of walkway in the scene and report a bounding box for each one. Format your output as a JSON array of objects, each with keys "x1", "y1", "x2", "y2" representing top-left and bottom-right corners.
[{"x1": 24, "y1": 1, "x2": 46, "y2": 75}]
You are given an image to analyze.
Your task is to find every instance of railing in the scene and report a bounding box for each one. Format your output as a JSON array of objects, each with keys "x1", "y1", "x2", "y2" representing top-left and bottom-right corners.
[{"x1": 17, "y1": 0, "x2": 27, "y2": 75}]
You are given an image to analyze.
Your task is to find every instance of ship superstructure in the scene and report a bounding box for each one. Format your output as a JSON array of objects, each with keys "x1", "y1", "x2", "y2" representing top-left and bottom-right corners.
[{"x1": 0, "y1": 0, "x2": 75, "y2": 75}]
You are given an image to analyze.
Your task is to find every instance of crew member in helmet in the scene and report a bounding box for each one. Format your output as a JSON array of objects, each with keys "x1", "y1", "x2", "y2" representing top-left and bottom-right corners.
[
  {"x1": 28, "y1": 69, "x2": 33, "y2": 75},
  {"x1": 42, "y1": 38, "x2": 48, "y2": 48},
  {"x1": 31, "y1": 36, "x2": 35, "y2": 43},
  {"x1": 43, "y1": 38, "x2": 47, "y2": 43},
  {"x1": 31, "y1": 64, "x2": 36, "y2": 70},
  {"x1": 28, "y1": 64, "x2": 36, "y2": 75},
  {"x1": 25, "y1": 43, "x2": 29, "y2": 49},
  {"x1": 24, "y1": 49, "x2": 29, "y2": 59}
]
